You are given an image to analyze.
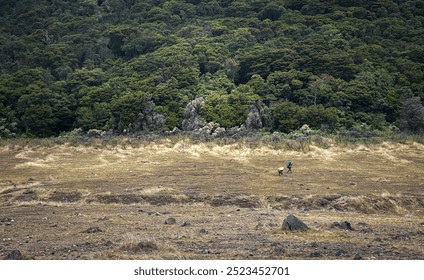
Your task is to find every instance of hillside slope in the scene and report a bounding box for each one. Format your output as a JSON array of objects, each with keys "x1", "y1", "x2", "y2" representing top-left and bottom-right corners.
[{"x1": 1, "y1": 0, "x2": 424, "y2": 136}]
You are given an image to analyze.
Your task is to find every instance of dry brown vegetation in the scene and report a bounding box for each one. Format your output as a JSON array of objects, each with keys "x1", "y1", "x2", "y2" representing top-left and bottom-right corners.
[{"x1": 1, "y1": 138, "x2": 424, "y2": 259}]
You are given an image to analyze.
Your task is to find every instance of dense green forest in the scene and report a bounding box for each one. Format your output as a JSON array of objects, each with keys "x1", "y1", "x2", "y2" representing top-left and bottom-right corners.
[{"x1": 1, "y1": 0, "x2": 424, "y2": 137}]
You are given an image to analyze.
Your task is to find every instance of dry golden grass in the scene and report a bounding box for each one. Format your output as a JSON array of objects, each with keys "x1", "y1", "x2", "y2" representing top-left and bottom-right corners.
[{"x1": 1, "y1": 139, "x2": 424, "y2": 259}]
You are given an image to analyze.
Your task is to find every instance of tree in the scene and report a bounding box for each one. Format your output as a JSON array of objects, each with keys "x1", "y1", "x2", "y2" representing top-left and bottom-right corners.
[
  {"x1": 270, "y1": 100, "x2": 306, "y2": 133},
  {"x1": 16, "y1": 88, "x2": 73, "y2": 136},
  {"x1": 202, "y1": 84, "x2": 259, "y2": 128},
  {"x1": 1, "y1": 0, "x2": 424, "y2": 137},
  {"x1": 400, "y1": 97, "x2": 424, "y2": 134},
  {"x1": 110, "y1": 91, "x2": 164, "y2": 133},
  {"x1": 259, "y1": 4, "x2": 284, "y2": 21},
  {"x1": 75, "y1": 103, "x2": 111, "y2": 131},
  {"x1": 302, "y1": 105, "x2": 340, "y2": 131}
]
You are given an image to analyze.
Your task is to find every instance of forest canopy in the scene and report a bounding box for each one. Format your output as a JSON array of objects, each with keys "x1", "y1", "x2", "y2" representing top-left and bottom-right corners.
[{"x1": 1, "y1": 0, "x2": 423, "y2": 137}]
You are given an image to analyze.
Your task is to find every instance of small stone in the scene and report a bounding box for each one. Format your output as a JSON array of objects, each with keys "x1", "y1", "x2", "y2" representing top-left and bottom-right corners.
[
  {"x1": 4, "y1": 250, "x2": 22, "y2": 260},
  {"x1": 0, "y1": 217, "x2": 13, "y2": 223},
  {"x1": 354, "y1": 254, "x2": 363, "y2": 260},
  {"x1": 331, "y1": 221, "x2": 354, "y2": 231},
  {"x1": 310, "y1": 252, "x2": 322, "y2": 258},
  {"x1": 165, "y1": 217, "x2": 176, "y2": 225},
  {"x1": 335, "y1": 249, "x2": 348, "y2": 256},
  {"x1": 199, "y1": 228, "x2": 208, "y2": 234},
  {"x1": 82, "y1": 227, "x2": 102, "y2": 233}
]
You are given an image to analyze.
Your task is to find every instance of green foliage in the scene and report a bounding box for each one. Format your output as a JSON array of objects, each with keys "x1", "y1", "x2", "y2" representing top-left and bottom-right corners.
[
  {"x1": 202, "y1": 84, "x2": 259, "y2": 128},
  {"x1": 110, "y1": 91, "x2": 154, "y2": 132},
  {"x1": 75, "y1": 103, "x2": 111, "y2": 131},
  {"x1": 0, "y1": 0, "x2": 423, "y2": 137},
  {"x1": 270, "y1": 100, "x2": 306, "y2": 133},
  {"x1": 16, "y1": 88, "x2": 73, "y2": 136},
  {"x1": 400, "y1": 97, "x2": 424, "y2": 134}
]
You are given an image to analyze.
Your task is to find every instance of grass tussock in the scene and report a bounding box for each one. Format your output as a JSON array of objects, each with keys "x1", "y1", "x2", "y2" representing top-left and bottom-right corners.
[
  {"x1": 120, "y1": 234, "x2": 159, "y2": 253},
  {"x1": 117, "y1": 233, "x2": 183, "y2": 259}
]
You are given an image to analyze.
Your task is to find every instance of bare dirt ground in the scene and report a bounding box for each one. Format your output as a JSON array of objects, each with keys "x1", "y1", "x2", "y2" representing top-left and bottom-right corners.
[{"x1": 1, "y1": 139, "x2": 424, "y2": 260}]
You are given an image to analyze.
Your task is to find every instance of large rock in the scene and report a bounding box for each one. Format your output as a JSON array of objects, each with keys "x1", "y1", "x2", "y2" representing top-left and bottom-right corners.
[
  {"x1": 245, "y1": 106, "x2": 262, "y2": 129},
  {"x1": 282, "y1": 214, "x2": 308, "y2": 231},
  {"x1": 182, "y1": 97, "x2": 206, "y2": 131}
]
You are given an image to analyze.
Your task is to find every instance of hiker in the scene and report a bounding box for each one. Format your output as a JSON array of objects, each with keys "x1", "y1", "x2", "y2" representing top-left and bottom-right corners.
[
  {"x1": 278, "y1": 166, "x2": 284, "y2": 176},
  {"x1": 285, "y1": 160, "x2": 293, "y2": 173}
]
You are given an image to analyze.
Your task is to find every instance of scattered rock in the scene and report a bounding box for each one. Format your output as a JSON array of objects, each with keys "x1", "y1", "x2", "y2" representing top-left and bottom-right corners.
[
  {"x1": 4, "y1": 250, "x2": 23, "y2": 260},
  {"x1": 87, "y1": 129, "x2": 103, "y2": 138},
  {"x1": 148, "y1": 211, "x2": 171, "y2": 216},
  {"x1": 392, "y1": 233, "x2": 409, "y2": 240},
  {"x1": 335, "y1": 249, "x2": 348, "y2": 256},
  {"x1": 82, "y1": 227, "x2": 102, "y2": 233},
  {"x1": 310, "y1": 252, "x2": 322, "y2": 258},
  {"x1": 181, "y1": 221, "x2": 190, "y2": 227},
  {"x1": 0, "y1": 216, "x2": 14, "y2": 226},
  {"x1": 164, "y1": 217, "x2": 176, "y2": 225},
  {"x1": 199, "y1": 228, "x2": 208, "y2": 234},
  {"x1": 282, "y1": 214, "x2": 308, "y2": 231},
  {"x1": 331, "y1": 221, "x2": 354, "y2": 231},
  {"x1": 354, "y1": 253, "x2": 363, "y2": 260},
  {"x1": 0, "y1": 217, "x2": 14, "y2": 223}
]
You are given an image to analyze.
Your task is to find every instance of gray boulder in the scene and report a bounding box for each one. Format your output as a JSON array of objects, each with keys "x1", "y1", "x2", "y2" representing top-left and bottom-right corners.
[
  {"x1": 282, "y1": 214, "x2": 308, "y2": 231},
  {"x1": 165, "y1": 217, "x2": 176, "y2": 225},
  {"x1": 245, "y1": 106, "x2": 262, "y2": 129},
  {"x1": 182, "y1": 97, "x2": 206, "y2": 131}
]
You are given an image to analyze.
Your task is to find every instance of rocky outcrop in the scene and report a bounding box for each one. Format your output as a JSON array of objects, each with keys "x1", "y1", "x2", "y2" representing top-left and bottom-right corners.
[{"x1": 182, "y1": 97, "x2": 207, "y2": 131}]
